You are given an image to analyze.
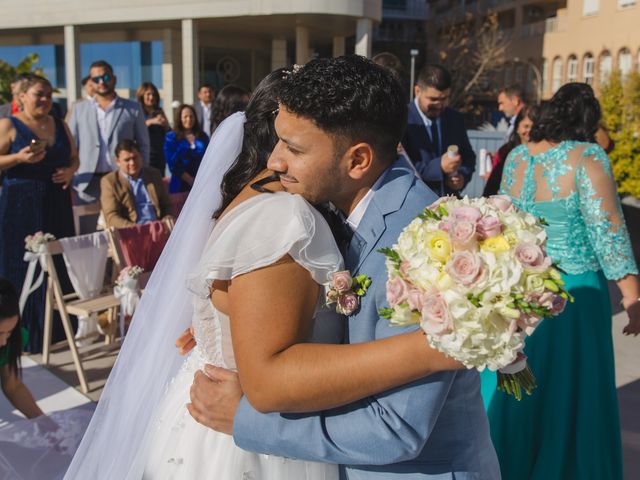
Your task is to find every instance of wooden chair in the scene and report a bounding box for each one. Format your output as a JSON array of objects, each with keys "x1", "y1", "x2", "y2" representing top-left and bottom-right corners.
[
  {"x1": 42, "y1": 238, "x2": 120, "y2": 393},
  {"x1": 72, "y1": 202, "x2": 102, "y2": 235}
]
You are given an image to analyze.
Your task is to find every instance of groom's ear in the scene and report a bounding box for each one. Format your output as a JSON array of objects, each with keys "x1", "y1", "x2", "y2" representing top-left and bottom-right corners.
[{"x1": 345, "y1": 143, "x2": 374, "y2": 180}]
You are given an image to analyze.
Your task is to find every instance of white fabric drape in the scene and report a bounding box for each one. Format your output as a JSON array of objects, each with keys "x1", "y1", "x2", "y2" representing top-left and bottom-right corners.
[{"x1": 59, "y1": 232, "x2": 110, "y2": 345}]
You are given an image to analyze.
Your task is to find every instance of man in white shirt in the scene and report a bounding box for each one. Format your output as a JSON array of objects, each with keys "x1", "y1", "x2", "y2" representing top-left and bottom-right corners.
[
  {"x1": 69, "y1": 60, "x2": 150, "y2": 204},
  {"x1": 195, "y1": 84, "x2": 215, "y2": 136}
]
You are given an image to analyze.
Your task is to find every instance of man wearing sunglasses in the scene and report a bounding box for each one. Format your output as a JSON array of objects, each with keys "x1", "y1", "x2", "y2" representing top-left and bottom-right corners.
[{"x1": 69, "y1": 60, "x2": 150, "y2": 204}]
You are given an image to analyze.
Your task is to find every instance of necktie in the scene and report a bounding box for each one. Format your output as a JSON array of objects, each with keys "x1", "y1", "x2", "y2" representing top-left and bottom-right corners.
[{"x1": 430, "y1": 120, "x2": 441, "y2": 156}]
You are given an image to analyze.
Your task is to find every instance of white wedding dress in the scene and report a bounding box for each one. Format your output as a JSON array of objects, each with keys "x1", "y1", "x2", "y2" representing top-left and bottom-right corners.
[{"x1": 142, "y1": 192, "x2": 343, "y2": 479}]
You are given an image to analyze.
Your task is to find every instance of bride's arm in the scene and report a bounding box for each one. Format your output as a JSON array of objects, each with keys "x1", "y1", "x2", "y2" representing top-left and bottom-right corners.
[{"x1": 228, "y1": 255, "x2": 462, "y2": 414}]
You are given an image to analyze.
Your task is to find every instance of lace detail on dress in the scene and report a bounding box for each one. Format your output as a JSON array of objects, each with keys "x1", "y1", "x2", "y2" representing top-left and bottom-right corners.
[{"x1": 500, "y1": 141, "x2": 638, "y2": 280}]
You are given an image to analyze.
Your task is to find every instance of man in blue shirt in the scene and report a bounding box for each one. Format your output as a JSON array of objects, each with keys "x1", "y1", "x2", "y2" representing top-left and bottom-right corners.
[{"x1": 100, "y1": 139, "x2": 172, "y2": 229}]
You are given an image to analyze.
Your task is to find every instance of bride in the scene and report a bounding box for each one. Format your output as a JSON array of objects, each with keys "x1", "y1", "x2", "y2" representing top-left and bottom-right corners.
[{"x1": 65, "y1": 69, "x2": 460, "y2": 479}]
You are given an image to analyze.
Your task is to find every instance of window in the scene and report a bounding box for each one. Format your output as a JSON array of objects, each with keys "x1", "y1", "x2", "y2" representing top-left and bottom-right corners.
[
  {"x1": 542, "y1": 58, "x2": 549, "y2": 94},
  {"x1": 583, "y1": 0, "x2": 599, "y2": 15},
  {"x1": 618, "y1": 0, "x2": 636, "y2": 8},
  {"x1": 515, "y1": 65, "x2": 524, "y2": 84},
  {"x1": 619, "y1": 48, "x2": 632, "y2": 77},
  {"x1": 552, "y1": 57, "x2": 563, "y2": 93},
  {"x1": 583, "y1": 54, "x2": 595, "y2": 85},
  {"x1": 599, "y1": 51, "x2": 612, "y2": 85},
  {"x1": 567, "y1": 56, "x2": 578, "y2": 82}
]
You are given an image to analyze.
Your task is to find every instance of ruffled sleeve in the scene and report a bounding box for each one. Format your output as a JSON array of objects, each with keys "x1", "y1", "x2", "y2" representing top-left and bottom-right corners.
[
  {"x1": 576, "y1": 144, "x2": 639, "y2": 280},
  {"x1": 186, "y1": 192, "x2": 344, "y2": 297}
]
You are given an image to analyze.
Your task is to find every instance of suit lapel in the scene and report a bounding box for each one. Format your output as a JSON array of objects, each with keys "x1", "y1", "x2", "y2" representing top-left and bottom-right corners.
[
  {"x1": 409, "y1": 102, "x2": 437, "y2": 157},
  {"x1": 349, "y1": 158, "x2": 415, "y2": 273},
  {"x1": 107, "y1": 97, "x2": 125, "y2": 144},
  {"x1": 143, "y1": 171, "x2": 160, "y2": 216},
  {"x1": 118, "y1": 172, "x2": 137, "y2": 222}
]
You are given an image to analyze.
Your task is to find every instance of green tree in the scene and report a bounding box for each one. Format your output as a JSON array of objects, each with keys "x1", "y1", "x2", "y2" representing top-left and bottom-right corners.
[
  {"x1": 600, "y1": 70, "x2": 640, "y2": 198},
  {"x1": 0, "y1": 53, "x2": 44, "y2": 104}
]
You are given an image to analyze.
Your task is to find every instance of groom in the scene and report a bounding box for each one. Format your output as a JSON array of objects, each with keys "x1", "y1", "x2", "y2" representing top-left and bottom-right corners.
[{"x1": 189, "y1": 56, "x2": 499, "y2": 479}]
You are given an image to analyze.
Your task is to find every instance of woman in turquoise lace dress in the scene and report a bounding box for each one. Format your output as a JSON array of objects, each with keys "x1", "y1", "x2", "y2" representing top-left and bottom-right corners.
[{"x1": 483, "y1": 83, "x2": 640, "y2": 479}]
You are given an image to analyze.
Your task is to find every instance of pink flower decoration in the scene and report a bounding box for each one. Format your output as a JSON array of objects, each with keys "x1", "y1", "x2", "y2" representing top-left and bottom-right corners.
[
  {"x1": 450, "y1": 221, "x2": 477, "y2": 250},
  {"x1": 386, "y1": 277, "x2": 409, "y2": 307},
  {"x1": 476, "y1": 216, "x2": 502, "y2": 239},
  {"x1": 338, "y1": 293, "x2": 359, "y2": 315},
  {"x1": 446, "y1": 251, "x2": 485, "y2": 286},
  {"x1": 449, "y1": 205, "x2": 482, "y2": 223},
  {"x1": 514, "y1": 243, "x2": 551, "y2": 272},
  {"x1": 487, "y1": 195, "x2": 514, "y2": 212},
  {"x1": 332, "y1": 271, "x2": 353, "y2": 294},
  {"x1": 407, "y1": 288, "x2": 425, "y2": 311},
  {"x1": 420, "y1": 293, "x2": 453, "y2": 335}
]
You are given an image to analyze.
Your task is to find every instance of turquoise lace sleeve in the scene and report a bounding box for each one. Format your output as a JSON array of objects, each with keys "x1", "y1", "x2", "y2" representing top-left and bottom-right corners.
[
  {"x1": 576, "y1": 145, "x2": 638, "y2": 280},
  {"x1": 499, "y1": 144, "x2": 526, "y2": 196}
]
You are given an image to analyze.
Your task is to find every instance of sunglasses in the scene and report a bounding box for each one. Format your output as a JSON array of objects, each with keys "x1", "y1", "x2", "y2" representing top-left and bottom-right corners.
[{"x1": 91, "y1": 73, "x2": 111, "y2": 84}]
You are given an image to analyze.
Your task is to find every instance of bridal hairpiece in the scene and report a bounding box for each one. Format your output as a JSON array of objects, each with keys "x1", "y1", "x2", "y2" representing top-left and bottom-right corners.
[{"x1": 281, "y1": 64, "x2": 303, "y2": 79}]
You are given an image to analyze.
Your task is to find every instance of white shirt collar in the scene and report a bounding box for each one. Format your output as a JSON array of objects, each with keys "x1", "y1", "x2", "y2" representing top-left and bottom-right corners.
[
  {"x1": 414, "y1": 97, "x2": 433, "y2": 128},
  {"x1": 345, "y1": 172, "x2": 386, "y2": 231}
]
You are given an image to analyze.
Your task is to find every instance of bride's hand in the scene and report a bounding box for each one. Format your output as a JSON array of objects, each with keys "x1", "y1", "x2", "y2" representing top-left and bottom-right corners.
[
  {"x1": 187, "y1": 365, "x2": 243, "y2": 435},
  {"x1": 175, "y1": 325, "x2": 196, "y2": 355}
]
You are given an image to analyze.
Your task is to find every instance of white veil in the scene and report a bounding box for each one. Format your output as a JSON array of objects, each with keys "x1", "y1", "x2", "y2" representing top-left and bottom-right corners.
[{"x1": 64, "y1": 112, "x2": 247, "y2": 479}]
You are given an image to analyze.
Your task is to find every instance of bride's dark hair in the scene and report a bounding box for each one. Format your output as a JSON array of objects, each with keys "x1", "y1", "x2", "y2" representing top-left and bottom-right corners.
[{"x1": 213, "y1": 69, "x2": 285, "y2": 219}]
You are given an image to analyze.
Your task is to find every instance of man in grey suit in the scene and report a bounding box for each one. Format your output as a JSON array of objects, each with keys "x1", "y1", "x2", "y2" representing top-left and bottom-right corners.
[
  {"x1": 68, "y1": 60, "x2": 149, "y2": 203},
  {"x1": 194, "y1": 84, "x2": 215, "y2": 136},
  {"x1": 188, "y1": 56, "x2": 500, "y2": 479}
]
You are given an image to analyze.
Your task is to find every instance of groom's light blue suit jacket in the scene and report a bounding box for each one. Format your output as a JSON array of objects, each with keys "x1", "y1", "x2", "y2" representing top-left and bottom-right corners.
[{"x1": 233, "y1": 157, "x2": 500, "y2": 479}]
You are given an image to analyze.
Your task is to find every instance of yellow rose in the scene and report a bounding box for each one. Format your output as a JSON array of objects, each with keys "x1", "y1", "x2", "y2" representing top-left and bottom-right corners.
[
  {"x1": 480, "y1": 235, "x2": 511, "y2": 254},
  {"x1": 427, "y1": 231, "x2": 452, "y2": 263}
]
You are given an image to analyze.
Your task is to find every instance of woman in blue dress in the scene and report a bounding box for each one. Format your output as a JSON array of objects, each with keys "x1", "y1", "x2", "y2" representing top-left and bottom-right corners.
[
  {"x1": 483, "y1": 83, "x2": 640, "y2": 479},
  {"x1": 0, "y1": 74, "x2": 78, "y2": 353},
  {"x1": 164, "y1": 104, "x2": 209, "y2": 193}
]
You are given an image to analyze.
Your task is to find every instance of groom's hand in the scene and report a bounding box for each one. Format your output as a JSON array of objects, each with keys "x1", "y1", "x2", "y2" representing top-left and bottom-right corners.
[{"x1": 187, "y1": 364, "x2": 243, "y2": 435}]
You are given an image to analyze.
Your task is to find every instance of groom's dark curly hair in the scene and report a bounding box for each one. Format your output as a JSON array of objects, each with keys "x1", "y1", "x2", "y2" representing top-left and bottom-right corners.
[{"x1": 278, "y1": 55, "x2": 407, "y2": 165}]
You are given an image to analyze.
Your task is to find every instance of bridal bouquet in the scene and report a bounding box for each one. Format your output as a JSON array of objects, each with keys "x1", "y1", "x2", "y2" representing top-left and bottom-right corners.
[
  {"x1": 24, "y1": 231, "x2": 56, "y2": 253},
  {"x1": 379, "y1": 195, "x2": 572, "y2": 400}
]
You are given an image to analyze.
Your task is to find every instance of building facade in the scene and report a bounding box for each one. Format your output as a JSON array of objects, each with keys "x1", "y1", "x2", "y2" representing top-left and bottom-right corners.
[{"x1": 0, "y1": 0, "x2": 381, "y2": 115}]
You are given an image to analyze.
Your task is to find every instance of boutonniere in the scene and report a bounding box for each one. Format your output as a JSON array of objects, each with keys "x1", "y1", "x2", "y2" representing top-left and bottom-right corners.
[{"x1": 325, "y1": 270, "x2": 372, "y2": 315}]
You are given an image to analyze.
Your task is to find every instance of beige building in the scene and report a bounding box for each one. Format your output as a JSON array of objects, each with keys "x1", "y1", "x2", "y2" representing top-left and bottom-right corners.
[
  {"x1": 0, "y1": 0, "x2": 381, "y2": 115},
  {"x1": 542, "y1": 0, "x2": 640, "y2": 98},
  {"x1": 427, "y1": 0, "x2": 639, "y2": 100}
]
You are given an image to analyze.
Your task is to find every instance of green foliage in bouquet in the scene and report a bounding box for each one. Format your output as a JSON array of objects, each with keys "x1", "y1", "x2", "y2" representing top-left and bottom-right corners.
[{"x1": 601, "y1": 70, "x2": 640, "y2": 199}]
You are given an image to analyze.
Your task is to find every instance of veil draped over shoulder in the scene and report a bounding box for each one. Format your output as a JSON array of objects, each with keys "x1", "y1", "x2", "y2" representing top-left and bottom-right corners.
[{"x1": 65, "y1": 112, "x2": 247, "y2": 479}]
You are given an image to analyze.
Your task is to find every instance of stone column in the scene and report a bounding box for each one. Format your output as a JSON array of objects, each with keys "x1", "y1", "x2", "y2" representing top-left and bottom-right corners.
[
  {"x1": 295, "y1": 25, "x2": 309, "y2": 65},
  {"x1": 63, "y1": 25, "x2": 81, "y2": 104},
  {"x1": 271, "y1": 38, "x2": 287, "y2": 70},
  {"x1": 355, "y1": 18, "x2": 372, "y2": 58},
  {"x1": 162, "y1": 27, "x2": 181, "y2": 121},
  {"x1": 332, "y1": 36, "x2": 345, "y2": 57},
  {"x1": 181, "y1": 18, "x2": 198, "y2": 105}
]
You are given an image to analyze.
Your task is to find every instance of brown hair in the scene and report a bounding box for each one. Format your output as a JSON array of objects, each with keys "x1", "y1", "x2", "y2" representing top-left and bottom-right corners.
[
  {"x1": 173, "y1": 104, "x2": 206, "y2": 140},
  {"x1": 18, "y1": 73, "x2": 52, "y2": 94},
  {"x1": 136, "y1": 82, "x2": 160, "y2": 111}
]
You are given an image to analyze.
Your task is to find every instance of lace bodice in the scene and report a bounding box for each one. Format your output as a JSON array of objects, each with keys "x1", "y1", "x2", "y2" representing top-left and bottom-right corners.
[
  {"x1": 500, "y1": 141, "x2": 638, "y2": 280},
  {"x1": 185, "y1": 192, "x2": 345, "y2": 371}
]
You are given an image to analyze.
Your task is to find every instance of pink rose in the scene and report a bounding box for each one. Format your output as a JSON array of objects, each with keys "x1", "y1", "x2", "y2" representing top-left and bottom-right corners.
[
  {"x1": 400, "y1": 260, "x2": 411, "y2": 278},
  {"x1": 450, "y1": 205, "x2": 482, "y2": 223},
  {"x1": 446, "y1": 251, "x2": 484, "y2": 286},
  {"x1": 438, "y1": 220, "x2": 452, "y2": 232},
  {"x1": 538, "y1": 292, "x2": 567, "y2": 315},
  {"x1": 514, "y1": 243, "x2": 551, "y2": 272},
  {"x1": 516, "y1": 313, "x2": 542, "y2": 336},
  {"x1": 338, "y1": 293, "x2": 359, "y2": 315},
  {"x1": 487, "y1": 195, "x2": 513, "y2": 212},
  {"x1": 407, "y1": 288, "x2": 424, "y2": 311},
  {"x1": 420, "y1": 293, "x2": 452, "y2": 335},
  {"x1": 450, "y1": 221, "x2": 477, "y2": 250},
  {"x1": 386, "y1": 277, "x2": 409, "y2": 306},
  {"x1": 427, "y1": 196, "x2": 456, "y2": 211},
  {"x1": 332, "y1": 270, "x2": 353, "y2": 294},
  {"x1": 476, "y1": 216, "x2": 502, "y2": 239}
]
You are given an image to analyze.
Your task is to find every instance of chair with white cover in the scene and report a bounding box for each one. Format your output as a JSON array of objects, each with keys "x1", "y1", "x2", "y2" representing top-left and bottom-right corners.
[{"x1": 42, "y1": 231, "x2": 120, "y2": 393}]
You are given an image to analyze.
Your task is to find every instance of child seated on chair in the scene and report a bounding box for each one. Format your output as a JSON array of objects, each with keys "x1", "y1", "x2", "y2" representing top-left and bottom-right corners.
[
  {"x1": 0, "y1": 277, "x2": 44, "y2": 419},
  {"x1": 100, "y1": 139, "x2": 173, "y2": 229}
]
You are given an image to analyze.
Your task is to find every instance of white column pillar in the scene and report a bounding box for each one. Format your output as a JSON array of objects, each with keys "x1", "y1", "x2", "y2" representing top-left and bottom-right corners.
[
  {"x1": 63, "y1": 25, "x2": 81, "y2": 104},
  {"x1": 271, "y1": 38, "x2": 287, "y2": 70},
  {"x1": 181, "y1": 18, "x2": 198, "y2": 105},
  {"x1": 162, "y1": 28, "x2": 180, "y2": 122},
  {"x1": 295, "y1": 25, "x2": 309, "y2": 65},
  {"x1": 332, "y1": 36, "x2": 345, "y2": 57},
  {"x1": 355, "y1": 18, "x2": 372, "y2": 58}
]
